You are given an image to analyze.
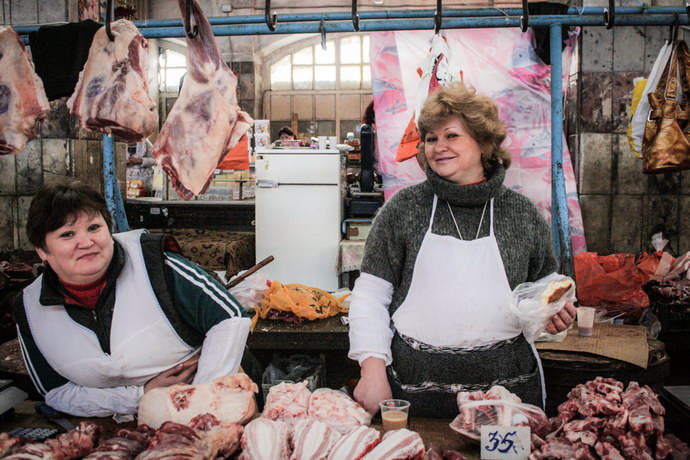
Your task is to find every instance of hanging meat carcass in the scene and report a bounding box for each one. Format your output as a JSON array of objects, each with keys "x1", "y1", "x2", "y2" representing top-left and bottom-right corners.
[
  {"x1": 0, "y1": 26, "x2": 50, "y2": 155},
  {"x1": 66, "y1": 19, "x2": 157, "y2": 142},
  {"x1": 151, "y1": 0, "x2": 253, "y2": 200}
]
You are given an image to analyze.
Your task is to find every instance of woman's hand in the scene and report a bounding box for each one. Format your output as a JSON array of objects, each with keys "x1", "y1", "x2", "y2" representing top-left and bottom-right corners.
[
  {"x1": 144, "y1": 359, "x2": 198, "y2": 393},
  {"x1": 545, "y1": 302, "x2": 577, "y2": 334},
  {"x1": 353, "y1": 357, "x2": 392, "y2": 414}
]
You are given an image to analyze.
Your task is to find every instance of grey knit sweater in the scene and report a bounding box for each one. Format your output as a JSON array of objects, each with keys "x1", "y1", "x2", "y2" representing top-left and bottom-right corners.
[{"x1": 360, "y1": 165, "x2": 557, "y2": 316}]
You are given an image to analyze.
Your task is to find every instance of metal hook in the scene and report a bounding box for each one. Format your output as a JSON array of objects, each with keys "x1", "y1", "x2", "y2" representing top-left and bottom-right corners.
[
  {"x1": 669, "y1": 13, "x2": 679, "y2": 43},
  {"x1": 603, "y1": 0, "x2": 615, "y2": 29},
  {"x1": 434, "y1": 0, "x2": 442, "y2": 34},
  {"x1": 265, "y1": 0, "x2": 277, "y2": 31},
  {"x1": 520, "y1": 0, "x2": 529, "y2": 32},
  {"x1": 105, "y1": 0, "x2": 115, "y2": 41},
  {"x1": 686, "y1": 1, "x2": 690, "y2": 24},
  {"x1": 320, "y1": 20, "x2": 327, "y2": 51},
  {"x1": 185, "y1": 0, "x2": 198, "y2": 38},
  {"x1": 352, "y1": 0, "x2": 360, "y2": 32}
]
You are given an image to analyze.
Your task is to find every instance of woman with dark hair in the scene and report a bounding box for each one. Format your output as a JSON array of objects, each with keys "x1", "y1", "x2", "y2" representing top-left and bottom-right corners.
[
  {"x1": 15, "y1": 182, "x2": 251, "y2": 417},
  {"x1": 348, "y1": 83, "x2": 575, "y2": 417}
]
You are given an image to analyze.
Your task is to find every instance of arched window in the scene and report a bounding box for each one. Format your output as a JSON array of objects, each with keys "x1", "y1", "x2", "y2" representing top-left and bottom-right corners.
[{"x1": 265, "y1": 34, "x2": 372, "y2": 142}]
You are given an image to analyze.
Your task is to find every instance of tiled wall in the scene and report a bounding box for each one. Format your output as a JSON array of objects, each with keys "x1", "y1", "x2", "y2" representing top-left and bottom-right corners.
[{"x1": 578, "y1": 18, "x2": 690, "y2": 256}]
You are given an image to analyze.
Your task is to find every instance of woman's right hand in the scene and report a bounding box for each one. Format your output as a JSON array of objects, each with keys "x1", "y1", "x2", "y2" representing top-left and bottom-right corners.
[
  {"x1": 353, "y1": 357, "x2": 392, "y2": 414},
  {"x1": 144, "y1": 359, "x2": 198, "y2": 393}
]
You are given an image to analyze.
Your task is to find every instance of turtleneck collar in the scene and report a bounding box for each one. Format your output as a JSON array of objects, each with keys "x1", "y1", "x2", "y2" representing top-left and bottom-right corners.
[{"x1": 426, "y1": 164, "x2": 506, "y2": 207}]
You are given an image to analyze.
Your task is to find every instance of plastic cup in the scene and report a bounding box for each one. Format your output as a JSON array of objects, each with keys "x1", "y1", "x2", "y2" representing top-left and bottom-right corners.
[
  {"x1": 379, "y1": 399, "x2": 410, "y2": 431},
  {"x1": 577, "y1": 307, "x2": 596, "y2": 337}
]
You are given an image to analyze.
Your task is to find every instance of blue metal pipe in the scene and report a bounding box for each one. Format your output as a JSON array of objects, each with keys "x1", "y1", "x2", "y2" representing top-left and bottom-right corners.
[
  {"x1": 102, "y1": 134, "x2": 129, "y2": 233},
  {"x1": 549, "y1": 23, "x2": 571, "y2": 273}
]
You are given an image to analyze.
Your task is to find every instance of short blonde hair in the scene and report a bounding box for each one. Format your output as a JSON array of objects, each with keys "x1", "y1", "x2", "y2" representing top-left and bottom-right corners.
[{"x1": 417, "y1": 82, "x2": 511, "y2": 171}]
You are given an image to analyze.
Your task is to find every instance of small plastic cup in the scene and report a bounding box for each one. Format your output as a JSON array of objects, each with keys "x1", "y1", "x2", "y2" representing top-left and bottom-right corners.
[
  {"x1": 379, "y1": 399, "x2": 410, "y2": 431},
  {"x1": 577, "y1": 307, "x2": 596, "y2": 337}
]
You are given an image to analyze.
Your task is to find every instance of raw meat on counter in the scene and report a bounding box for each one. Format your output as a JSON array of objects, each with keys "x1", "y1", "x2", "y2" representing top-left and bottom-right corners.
[
  {"x1": 2, "y1": 421, "x2": 100, "y2": 459},
  {"x1": 137, "y1": 373, "x2": 258, "y2": 429},
  {"x1": 530, "y1": 377, "x2": 690, "y2": 460},
  {"x1": 262, "y1": 380, "x2": 311, "y2": 425},
  {"x1": 290, "y1": 418, "x2": 342, "y2": 460},
  {"x1": 238, "y1": 418, "x2": 290, "y2": 460},
  {"x1": 426, "y1": 445, "x2": 469, "y2": 460},
  {"x1": 135, "y1": 413, "x2": 242, "y2": 459},
  {"x1": 151, "y1": 0, "x2": 252, "y2": 200},
  {"x1": 0, "y1": 433, "x2": 21, "y2": 457},
  {"x1": 66, "y1": 19, "x2": 157, "y2": 142},
  {"x1": 308, "y1": 388, "x2": 373, "y2": 435},
  {"x1": 0, "y1": 26, "x2": 50, "y2": 155},
  {"x1": 83, "y1": 425, "x2": 155, "y2": 460},
  {"x1": 327, "y1": 426, "x2": 381, "y2": 460},
  {"x1": 361, "y1": 428, "x2": 425, "y2": 460}
]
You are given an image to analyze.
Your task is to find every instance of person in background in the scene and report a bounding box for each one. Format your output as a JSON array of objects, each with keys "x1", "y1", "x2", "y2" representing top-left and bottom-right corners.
[
  {"x1": 126, "y1": 140, "x2": 155, "y2": 195},
  {"x1": 278, "y1": 126, "x2": 297, "y2": 146},
  {"x1": 360, "y1": 101, "x2": 377, "y2": 192},
  {"x1": 14, "y1": 182, "x2": 251, "y2": 417},
  {"x1": 348, "y1": 83, "x2": 576, "y2": 417}
]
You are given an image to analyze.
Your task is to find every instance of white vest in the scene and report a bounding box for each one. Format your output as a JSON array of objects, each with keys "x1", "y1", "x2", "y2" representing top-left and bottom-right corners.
[{"x1": 22, "y1": 230, "x2": 196, "y2": 388}]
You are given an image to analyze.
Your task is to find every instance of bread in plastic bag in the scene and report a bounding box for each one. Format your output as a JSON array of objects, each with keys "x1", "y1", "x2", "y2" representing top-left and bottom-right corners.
[{"x1": 508, "y1": 273, "x2": 576, "y2": 343}]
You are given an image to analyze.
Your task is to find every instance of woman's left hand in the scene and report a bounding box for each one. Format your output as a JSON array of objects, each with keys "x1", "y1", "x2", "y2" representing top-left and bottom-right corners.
[{"x1": 545, "y1": 302, "x2": 576, "y2": 334}]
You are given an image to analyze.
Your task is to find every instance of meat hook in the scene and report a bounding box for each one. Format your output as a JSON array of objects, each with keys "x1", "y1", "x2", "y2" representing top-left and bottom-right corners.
[
  {"x1": 686, "y1": 0, "x2": 690, "y2": 24},
  {"x1": 434, "y1": 0, "x2": 442, "y2": 34},
  {"x1": 185, "y1": 0, "x2": 199, "y2": 39},
  {"x1": 105, "y1": 0, "x2": 115, "y2": 41},
  {"x1": 519, "y1": 0, "x2": 529, "y2": 32},
  {"x1": 265, "y1": 0, "x2": 277, "y2": 31},
  {"x1": 603, "y1": 0, "x2": 615, "y2": 29},
  {"x1": 669, "y1": 13, "x2": 679, "y2": 43},
  {"x1": 352, "y1": 0, "x2": 360, "y2": 32},
  {"x1": 320, "y1": 20, "x2": 327, "y2": 50}
]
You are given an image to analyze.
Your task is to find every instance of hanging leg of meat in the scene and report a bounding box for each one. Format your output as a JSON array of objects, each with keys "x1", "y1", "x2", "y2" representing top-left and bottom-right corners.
[
  {"x1": 327, "y1": 425, "x2": 381, "y2": 460},
  {"x1": 308, "y1": 388, "x2": 373, "y2": 435},
  {"x1": 152, "y1": 0, "x2": 253, "y2": 200},
  {"x1": 0, "y1": 26, "x2": 50, "y2": 155},
  {"x1": 66, "y1": 19, "x2": 157, "y2": 142},
  {"x1": 238, "y1": 418, "x2": 291, "y2": 460},
  {"x1": 83, "y1": 425, "x2": 155, "y2": 460},
  {"x1": 3, "y1": 421, "x2": 101, "y2": 460},
  {"x1": 360, "y1": 428, "x2": 425, "y2": 460},
  {"x1": 290, "y1": 418, "x2": 342, "y2": 460}
]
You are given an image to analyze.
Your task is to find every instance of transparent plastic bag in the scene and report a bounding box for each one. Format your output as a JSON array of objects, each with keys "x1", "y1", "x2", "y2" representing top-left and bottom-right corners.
[
  {"x1": 508, "y1": 273, "x2": 576, "y2": 343},
  {"x1": 228, "y1": 270, "x2": 270, "y2": 311}
]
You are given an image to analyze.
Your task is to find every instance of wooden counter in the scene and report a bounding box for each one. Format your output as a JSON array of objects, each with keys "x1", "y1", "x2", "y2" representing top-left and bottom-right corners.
[{"x1": 248, "y1": 315, "x2": 348, "y2": 350}]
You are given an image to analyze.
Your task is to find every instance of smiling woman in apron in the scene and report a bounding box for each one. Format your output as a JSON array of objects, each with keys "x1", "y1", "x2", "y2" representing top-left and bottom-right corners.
[
  {"x1": 348, "y1": 83, "x2": 576, "y2": 418},
  {"x1": 14, "y1": 182, "x2": 251, "y2": 417}
]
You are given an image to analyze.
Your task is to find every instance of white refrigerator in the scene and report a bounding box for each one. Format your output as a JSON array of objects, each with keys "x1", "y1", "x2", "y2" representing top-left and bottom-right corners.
[{"x1": 255, "y1": 148, "x2": 343, "y2": 291}]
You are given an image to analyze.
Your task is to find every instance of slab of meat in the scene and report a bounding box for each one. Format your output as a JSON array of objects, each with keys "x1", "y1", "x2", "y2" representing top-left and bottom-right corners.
[
  {"x1": 426, "y1": 445, "x2": 469, "y2": 460},
  {"x1": 307, "y1": 388, "x2": 372, "y2": 435},
  {"x1": 327, "y1": 425, "x2": 381, "y2": 460},
  {"x1": 66, "y1": 19, "x2": 157, "y2": 142},
  {"x1": 151, "y1": 0, "x2": 253, "y2": 200},
  {"x1": 360, "y1": 428, "x2": 425, "y2": 460},
  {"x1": 0, "y1": 26, "x2": 50, "y2": 155},
  {"x1": 3, "y1": 421, "x2": 100, "y2": 460},
  {"x1": 290, "y1": 418, "x2": 342, "y2": 460},
  {"x1": 0, "y1": 433, "x2": 22, "y2": 457},
  {"x1": 238, "y1": 418, "x2": 290, "y2": 460},
  {"x1": 137, "y1": 373, "x2": 258, "y2": 429},
  {"x1": 135, "y1": 414, "x2": 242, "y2": 460},
  {"x1": 83, "y1": 425, "x2": 155, "y2": 460},
  {"x1": 262, "y1": 381, "x2": 311, "y2": 425}
]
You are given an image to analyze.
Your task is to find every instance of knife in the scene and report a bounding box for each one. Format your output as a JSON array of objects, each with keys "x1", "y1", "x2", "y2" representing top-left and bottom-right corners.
[{"x1": 35, "y1": 403, "x2": 76, "y2": 431}]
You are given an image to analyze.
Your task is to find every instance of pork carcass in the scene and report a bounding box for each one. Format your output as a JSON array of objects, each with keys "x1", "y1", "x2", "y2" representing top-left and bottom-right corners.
[
  {"x1": 66, "y1": 19, "x2": 157, "y2": 142},
  {"x1": 262, "y1": 381, "x2": 311, "y2": 425},
  {"x1": 0, "y1": 26, "x2": 50, "y2": 155},
  {"x1": 152, "y1": 0, "x2": 253, "y2": 200},
  {"x1": 3, "y1": 421, "x2": 100, "y2": 460},
  {"x1": 327, "y1": 425, "x2": 381, "y2": 460},
  {"x1": 308, "y1": 388, "x2": 372, "y2": 434},
  {"x1": 83, "y1": 425, "x2": 155, "y2": 460},
  {"x1": 238, "y1": 418, "x2": 291, "y2": 460},
  {"x1": 134, "y1": 414, "x2": 242, "y2": 460},
  {"x1": 290, "y1": 418, "x2": 341, "y2": 460},
  {"x1": 360, "y1": 429, "x2": 425, "y2": 460},
  {"x1": 137, "y1": 373, "x2": 258, "y2": 429}
]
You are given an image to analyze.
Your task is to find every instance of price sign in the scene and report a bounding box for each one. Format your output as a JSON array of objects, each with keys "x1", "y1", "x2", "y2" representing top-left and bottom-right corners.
[{"x1": 480, "y1": 425, "x2": 531, "y2": 460}]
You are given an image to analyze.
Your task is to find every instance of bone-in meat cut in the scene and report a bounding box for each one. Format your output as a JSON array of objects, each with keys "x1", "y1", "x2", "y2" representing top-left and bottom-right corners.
[
  {"x1": 151, "y1": 0, "x2": 253, "y2": 200},
  {"x1": 262, "y1": 381, "x2": 311, "y2": 425},
  {"x1": 83, "y1": 425, "x2": 155, "y2": 460},
  {"x1": 308, "y1": 388, "x2": 372, "y2": 435},
  {"x1": 0, "y1": 26, "x2": 50, "y2": 155},
  {"x1": 66, "y1": 19, "x2": 157, "y2": 142},
  {"x1": 327, "y1": 425, "x2": 381, "y2": 460},
  {"x1": 3, "y1": 421, "x2": 100, "y2": 460},
  {"x1": 238, "y1": 418, "x2": 291, "y2": 460},
  {"x1": 137, "y1": 373, "x2": 258, "y2": 429},
  {"x1": 360, "y1": 428, "x2": 425, "y2": 460},
  {"x1": 290, "y1": 418, "x2": 342, "y2": 460}
]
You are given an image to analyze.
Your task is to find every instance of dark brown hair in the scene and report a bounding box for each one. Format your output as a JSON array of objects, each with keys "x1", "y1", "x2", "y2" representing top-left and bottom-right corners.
[
  {"x1": 417, "y1": 82, "x2": 511, "y2": 171},
  {"x1": 278, "y1": 126, "x2": 295, "y2": 138},
  {"x1": 27, "y1": 182, "x2": 112, "y2": 250}
]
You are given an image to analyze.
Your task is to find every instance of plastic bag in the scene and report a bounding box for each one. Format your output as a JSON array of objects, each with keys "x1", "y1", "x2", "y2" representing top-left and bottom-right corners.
[
  {"x1": 508, "y1": 273, "x2": 576, "y2": 343},
  {"x1": 228, "y1": 270, "x2": 270, "y2": 311}
]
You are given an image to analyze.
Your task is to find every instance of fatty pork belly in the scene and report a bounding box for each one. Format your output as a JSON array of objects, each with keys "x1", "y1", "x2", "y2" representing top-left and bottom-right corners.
[
  {"x1": 290, "y1": 418, "x2": 341, "y2": 460},
  {"x1": 327, "y1": 425, "x2": 381, "y2": 460},
  {"x1": 152, "y1": 0, "x2": 252, "y2": 200},
  {"x1": 361, "y1": 428, "x2": 425, "y2": 460},
  {"x1": 66, "y1": 19, "x2": 157, "y2": 142},
  {"x1": 3, "y1": 421, "x2": 100, "y2": 460},
  {"x1": 137, "y1": 373, "x2": 258, "y2": 429},
  {"x1": 238, "y1": 418, "x2": 291, "y2": 460},
  {"x1": 0, "y1": 26, "x2": 50, "y2": 155}
]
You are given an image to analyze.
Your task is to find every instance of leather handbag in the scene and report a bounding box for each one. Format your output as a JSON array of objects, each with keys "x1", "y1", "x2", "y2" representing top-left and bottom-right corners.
[{"x1": 642, "y1": 40, "x2": 690, "y2": 174}]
